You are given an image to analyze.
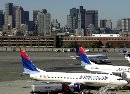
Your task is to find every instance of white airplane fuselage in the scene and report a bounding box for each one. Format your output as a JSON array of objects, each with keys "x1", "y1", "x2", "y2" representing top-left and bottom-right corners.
[
  {"x1": 84, "y1": 64, "x2": 130, "y2": 74},
  {"x1": 30, "y1": 71, "x2": 127, "y2": 87}
]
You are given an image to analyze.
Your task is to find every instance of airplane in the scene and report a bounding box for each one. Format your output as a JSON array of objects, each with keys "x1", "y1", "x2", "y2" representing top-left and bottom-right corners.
[
  {"x1": 71, "y1": 48, "x2": 109, "y2": 64},
  {"x1": 71, "y1": 54, "x2": 109, "y2": 64},
  {"x1": 79, "y1": 46, "x2": 130, "y2": 81},
  {"x1": 19, "y1": 50, "x2": 127, "y2": 89}
]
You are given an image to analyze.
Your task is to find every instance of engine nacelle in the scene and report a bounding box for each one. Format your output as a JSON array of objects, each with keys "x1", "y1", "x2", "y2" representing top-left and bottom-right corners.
[
  {"x1": 122, "y1": 72, "x2": 130, "y2": 81},
  {"x1": 69, "y1": 83, "x2": 81, "y2": 92}
]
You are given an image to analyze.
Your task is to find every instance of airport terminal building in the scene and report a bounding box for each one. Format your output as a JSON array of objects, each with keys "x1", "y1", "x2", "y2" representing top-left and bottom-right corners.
[
  {"x1": 0, "y1": 35, "x2": 130, "y2": 48},
  {"x1": 63, "y1": 35, "x2": 130, "y2": 48},
  {"x1": 0, "y1": 36, "x2": 56, "y2": 47}
]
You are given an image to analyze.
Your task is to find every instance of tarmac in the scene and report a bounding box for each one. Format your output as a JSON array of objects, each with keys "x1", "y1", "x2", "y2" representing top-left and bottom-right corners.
[{"x1": 0, "y1": 50, "x2": 130, "y2": 94}]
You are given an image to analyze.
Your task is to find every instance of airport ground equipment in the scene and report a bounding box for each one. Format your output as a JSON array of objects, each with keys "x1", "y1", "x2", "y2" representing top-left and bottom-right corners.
[{"x1": 31, "y1": 83, "x2": 63, "y2": 93}]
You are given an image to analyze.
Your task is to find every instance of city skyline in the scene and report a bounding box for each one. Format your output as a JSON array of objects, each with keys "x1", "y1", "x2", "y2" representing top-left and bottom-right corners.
[{"x1": 0, "y1": 0, "x2": 130, "y2": 28}]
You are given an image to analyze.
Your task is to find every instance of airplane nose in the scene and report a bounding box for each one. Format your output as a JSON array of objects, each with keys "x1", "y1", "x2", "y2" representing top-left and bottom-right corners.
[
  {"x1": 125, "y1": 80, "x2": 128, "y2": 84},
  {"x1": 122, "y1": 80, "x2": 128, "y2": 86},
  {"x1": 30, "y1": 74, "x2": 36, "y2": 80},
  {"x1": 30, "y1": 76, "x2": 34, "y2": 80}
]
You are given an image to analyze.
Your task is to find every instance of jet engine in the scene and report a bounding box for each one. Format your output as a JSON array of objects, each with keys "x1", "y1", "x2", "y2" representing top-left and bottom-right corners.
[
  {"x1": 122, "y1": 72, "x2": 130, "y2": 81},
  {"x1": 69, "y1": 83, "x2": 81, "y2": 92}
]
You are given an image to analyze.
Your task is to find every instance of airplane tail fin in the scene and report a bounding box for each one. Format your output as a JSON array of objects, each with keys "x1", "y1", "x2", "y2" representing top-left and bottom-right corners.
[
  {"x1": 127, "y1": 52, "x2": 130, "y2": 58},
  {"x1": 20, "y1": 50, "x2": 42, "y2": 74},
  {"x1": 79, "y1": 47, "x2": 96, "y2": 66}
]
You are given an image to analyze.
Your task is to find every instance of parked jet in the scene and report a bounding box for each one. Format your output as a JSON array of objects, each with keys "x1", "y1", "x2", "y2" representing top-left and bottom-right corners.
[
  {"x1": 19, "y1": 50, "x2": 127, "y2": 88},
  {"x1": 79, "y1": 47, "x2": 130, "y2": 81},
  {"x1": 125, "y1": 52, "x2": 130, "y2": 63},
  {"x1": 71, "y1": 46, "x2": 109, "y2": 64},
  {"x1": 71, "y1": 54, "x2": 109, "y2": 64}
]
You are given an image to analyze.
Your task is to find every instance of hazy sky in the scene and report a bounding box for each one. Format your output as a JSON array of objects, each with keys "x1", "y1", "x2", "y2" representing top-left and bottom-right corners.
[{"x1": 0, "y1": 0, "x2": 130, "y2": 28}]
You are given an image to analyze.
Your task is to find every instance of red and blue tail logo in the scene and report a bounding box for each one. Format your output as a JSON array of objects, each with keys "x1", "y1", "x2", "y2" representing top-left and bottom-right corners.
[
  {"x1": 79, "y1": 47, "x2": 92, "y2": 65},
  {"x1": 20, "y1": 50, "x2": 39, "y2": 74}
]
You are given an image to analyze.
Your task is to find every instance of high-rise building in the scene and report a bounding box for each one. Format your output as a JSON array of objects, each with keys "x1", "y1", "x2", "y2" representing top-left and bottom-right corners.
[
  {"x1": 3, "y1": 3, "x2": 13, "y2": 32},
  {"x1": 67, "y1": 15, "x2": 73, "y2": 29},
  {"x1": 85, "y1": 10, "x2": 98, "y2": 28},
  {"x1": 33, "y1": 10, "x2": 40, "y2": 23},
  {"x1": 70, "y1": 8, "x2": 77, "y2": 17},
  {"x1": 67, "y1": 15, "x2": 77, "y2": 30},
  {"x1": 51, "y1": 19, "x2": 60, "y2": 29},
  {"x1": 12, "y1": 6, "x2": 17, "y2": 28},
  {"x1": 116, "y1": 19, "x2": 122, "y2": 30},
  {"x1": 37, "y1": 9, "x2": 51, "y2": 36},
  {"x1": 70, "y1": 8, "x2": 78, "y2": 29},
  {"x1": 100, "y1": 19, "x2": 107, "y2": 28},
  {"x1": 0, "y1": 10, "x2": 4, "y2": 29},
  {"x1": 15, "y1": 6, "x2": 24, "y2": 29},
  {"x1": 100, "y1": 19, "x2": 112, "y2": 29},
  {"x1": 4, "y1": 3, "x2": 13, "y2": 26},
  {"x1": 0, "y1": 10, "x2": 3, "y2": 13},
  {"x1": 121, "y1": 18, "x2": 130, "y2": 32},
  {"x1": 24, "y1": 11, "x2": 29, "y2": 24},
  {"x1": 3, "y1": 3, "x2": 29, "y2": 35},
  {"x1": 106, "y1": 20, "x2": 112, "y2": 29},
  {"x1": 67, "y1": 6, "x2": 98, "y2": 36},
  {"x1": 77, "y1": 6, "x2": 86, "y2": 29},
  {"x1": 77, "y1": 10, "x2": 82, "y2": 28},
  {"x1": 8, "y1": 15, "x2": 13, "y2": 27},
  {"x1": 67, "y1": 6, "x2": 86, "y2": 31},
  {"x1": 28, "y1": 21, "x2": 35, "y2": 32},
  {"x1": 33, "y1": 10, "x2": 40, "y2": 32},
  {"x1": 51, "y1": 19, "x2": 60, "y2": 35}
]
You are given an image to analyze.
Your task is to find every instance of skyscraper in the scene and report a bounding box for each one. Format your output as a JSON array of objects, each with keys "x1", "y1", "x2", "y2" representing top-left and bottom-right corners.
[
  {"x1": 70, "y1": 8, "x2": 78, "y2": 29},
  {"x1": 77, "y1": 10, "x2": 81, "y2": 28},
  {"x1": 33, "y1": 10, "x2": 40, "y2": 32},
  {"x1": 33, "y1": 10, "x2": 40, "y2": 23},
  {"x1": 15, "y1": 6, "x2": 24, "y2": 29},
  {"x1": 24, "y1": 11, "x2": 29, "y2": 24},
  {"x1": 0, "y1": 10, "x2": 3, "y2": 14},
  {"x1": 4, "y1": 3, "x2": 13, "y2": 26},
  {"x1": 70, "y1": 8, "x2": 77, "y2": 17},
  {"x1": 100, "y1": 19, "x2": 107, "y2": 28},
  {"x1": 37, "y1": 9, "x2": 51, "y2": 36},
  {"x1": 67, "y1": 15, "x2": 73, "y2": 29},
  {"x1": 106, "y1": 20, "x2": 112, "y2": 29},
  {"x1": 85, "y1": 10, "x2": 98, "y2": 28},
  {"x1": 67, "y1": 6, "x2": 86, "y2": 31},
  {"x1": 121, "y1": 18, "x2": 130, "y2": 32},
  {"x1": 28, "y1": 21, "x2": 35, "y2": 32},
  {"x1": 3, "y1": 3, "x2": 13, "y2": 32},
  {"x1": 77, "y1": 6, "x2": 86, "y2": 29},
  {"x1": 116, "y1": 19, "x2": 122, "y2": 30},
  {"x1": 0, "y1": 10, "x2": 4, "y2": 29},
  {"x1": 51, "y1": 19, "x2": 60, "y2": 29}
]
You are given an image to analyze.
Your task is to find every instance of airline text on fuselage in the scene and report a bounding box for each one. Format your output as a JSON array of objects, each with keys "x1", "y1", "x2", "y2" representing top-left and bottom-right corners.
[{"x1": 79, "y1": 75, "x2": 108, "y2": 80}]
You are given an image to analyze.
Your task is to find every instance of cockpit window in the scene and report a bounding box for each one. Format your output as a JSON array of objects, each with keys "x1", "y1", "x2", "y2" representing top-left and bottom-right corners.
[{"x1": 117, "y1": 78, "x2": 123, "y2": 80}]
